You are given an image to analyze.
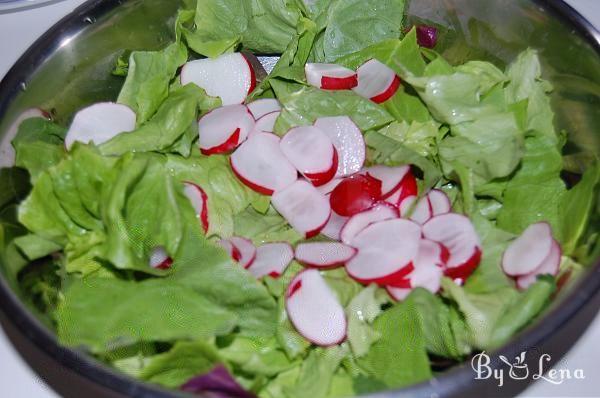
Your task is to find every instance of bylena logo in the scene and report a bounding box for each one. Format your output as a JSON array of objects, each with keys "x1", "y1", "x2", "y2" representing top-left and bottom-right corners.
[{"x1": 471, "y1": 351, "x2": 585, "y2": 387}]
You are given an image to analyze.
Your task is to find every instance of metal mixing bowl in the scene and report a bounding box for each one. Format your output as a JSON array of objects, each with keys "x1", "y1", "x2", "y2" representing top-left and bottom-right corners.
[{"x1": 0, "y1": 0, "x2": 599, "y2": 397}]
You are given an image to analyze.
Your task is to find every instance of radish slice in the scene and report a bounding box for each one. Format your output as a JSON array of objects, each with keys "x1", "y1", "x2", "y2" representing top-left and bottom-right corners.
[
  {"x1": 64, "y1": 102, "x2": 136, "y2": 150},
  {"x1": 218, "y1": 239, "x2": 242, "y2": 262},
  {"x1": 353, "y1": 59, "x2": 401, "y2": 103},
  {"x1": 229, "y1": 236, "x2": 257, "y2": 269},
  {"x1": 340, "y1": 202, "x2": 399, "y2": 245},
  {"x1": 398, "y1": 195, "x2": 417, "y2": 217},
  {"x1": 387, "y1": 264, "x2": 443, "y2": 299},
  {"x1": 314, "y1": 116, "x2": 365, "y2": 177},
  {"x1": 410, "y1": 196, "x2": 432, "y2": 224},
  {"x1": 286, "y1": 269, "x2": 347, "y2": 346},
  {"x1": 249, "y1": 111, "x2": 280, "y2": 136},
  {"x1": 317, "y1": 178, "x2": 343, "y2": 196},
  {"x1": 198, "y1": 105, "x2": 255, "y2": 155},
  {"x1": 247, "y1": 242, "x2": 294, "y2": 279},
  {"x1": 0, "y1": 108, "x2": 50, "y2": 167},
  {"x1": 305, "y1": 63, "x2": 358, "y2": 90},
  {"x1": 272, "y1": 180, "x2": 331, "y2": 238},
  {"x1": 321, "y1": 211, "x2": 349, "y2": 240},
  {"x1": 295, "y1": 242, "x2": 357, "y2": 269},
  {"x1": 516, "y1": 239, "x2": 561, "y2": 290},
  {"x1": 385, "y1": 170, "x2": 418, "y2": 207},
  {"x1": 230, "y1": 132, "x2": 298, "y2": 195},
  {"x1": 329, "y1": 174, "x2": 382, "y2": 217},
  {"x1": 183, "y1": 182, "x2": 209, "y2": 234},
  {"x1": 181, "y1": 53, "x2": 255, "y2": 105},
  {"x1": 365, "y1": 165, "x2": 410, "y2": 198},
  {"x1": 422, "y1": 213, "x2": 482, "y2": 281},
  {"x1": 149, "y1": 246, "x2": 173, "y2": 270},
  {"x1": 280, "y1": 126, "x2": 337, "y2": 186},
  {"x1": 502, "y1": 222, "x2": 554, "y2": 277},
  {"x1": 247, "y1": 99, "x2": 281, "y2": 120},
  {"x1": 410, "y1": 190, "x2": 452, "y2": 224},
  {"x1": 346, "y1": 219, "x2": 421, "y2": 285}
]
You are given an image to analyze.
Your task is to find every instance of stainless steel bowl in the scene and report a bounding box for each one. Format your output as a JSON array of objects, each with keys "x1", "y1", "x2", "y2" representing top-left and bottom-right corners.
[{"x1": 0, "y1": 0, "x2": 599, "y2": 397}]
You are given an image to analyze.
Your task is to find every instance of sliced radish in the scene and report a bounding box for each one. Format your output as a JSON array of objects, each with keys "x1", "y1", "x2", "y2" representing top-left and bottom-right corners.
[
  {"x1": 181, "y1": 53, "x2": 255, "y2": 105},
  {"x1": 218, "y1": 239, "x2": 242, "y2": 262},
  {"x1": 346, "y1": 219, "x2": 421, "y2": 285},
  {"x1": 329, "y1": 174, "x2": 382, "y2": 217},
  {"x1": 305, "y1": 63, "x2": 358, "y2": 90},
  {"x1": 247, "y1": 99, "x2": 281, "y2": 120},
  {"x1": 317, "y1": 178, "x2": 343, "y2": 196},
  {"x1": 229, "y1": 236, "x2": 257, "y2": 269},
  {"x1": 398, "y1": 195, "x2": 417, "y2": 217},
  {"x1": 387, "y1": 170, "x2": 419, "y2": 207},
  {"x1": 183, "y1": 182, "x2": 209, "y2": 234},
  {"x1": 272, "y1": 180, "x2": 331, "y2": 238},
  {"x1": 340, "y1": 202, "x2": 399, "y2": 245},
  {"x1": 320, "y1": 211, "x2": 349, "y2": 240},
  {"x1": 230, "y1": 132, "x2": 298, "y2": 195},
  {"x1": 295, "y1": 242, "x2": 356, "y2": 269},
  {"x1": 501, "y1": 222, "x2": 554, "y2": 277},
  {"x1": 280, "y1": 126, "x2": 337, "y2": 186},
  {"x1": 428, "y1": 189, "x2": 451, "y2": 215},
  {"x1": 516, "y1": 239, "x2": 561, "y2": 290},
  {"x1": 314, "y1": 116, "x2": 365, "y2": 177},
  {"x1": 410, "y1": 196, "x2": 432, "y2": 224},
  {"x1": 149, "y1": 246, "x2": 173, "y2": 270},
  {"x1": 286, "y1": 269, "x2": 347, "y2": 346},
  {"x1": 64, "y1": 102, "x2": 136, "y2": 150},
  {"x1": 353, "y1": 59, "x2": 401, "y2": 103},
  {"x1": 249, "y1": 111, "x2": 280, "y2": 136},
  {"x1": 365, "y1": 165, "x2": 410, "y2": 198},
  {"x1": 422, "y1": 213, "x2": 482, "y2": 281},
  {"x1": 198, "y1": 104, "x2": 255, "y2": 155},
  {"x1": 247, "y1": 242, "x2": 294, "y2": 279},
  {"x1": 0, "y1": 108, "x2": 50, "y2": 167},
  {"x1": 387, "y1": 263, "x2": 442, "y2": 299}
]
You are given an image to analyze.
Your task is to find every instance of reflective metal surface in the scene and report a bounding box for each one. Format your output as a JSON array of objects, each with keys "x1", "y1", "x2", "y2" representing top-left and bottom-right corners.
[{"x1": 0, "y1": 0, "x2": 598, "y2": 397}]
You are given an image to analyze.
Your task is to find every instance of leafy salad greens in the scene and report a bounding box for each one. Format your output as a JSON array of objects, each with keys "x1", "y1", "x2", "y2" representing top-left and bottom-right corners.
[{"x1": 0, "y1": 0, "x2": 598, "y2": 397}]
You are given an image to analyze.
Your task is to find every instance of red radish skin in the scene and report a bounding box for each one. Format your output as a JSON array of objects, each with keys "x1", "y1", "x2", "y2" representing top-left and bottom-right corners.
[
  {"x1": 280, "y1": 126, "x2": 338, "y2": 186},
  {"x1": 365, "y1": 165, "x2": 410, "y2": 198},
  {"x1": 181, "y1": 53, "x2": 255, "y2": 105},
  {"x1": 353, "y1": 59, "x2": 401, "y2": 103},
  {"x1": 183, "y1": 182, "x2": 209, "y2": 233},
  {"x1": 271, "y1": 180, "x2": 331, "y2": 238},
  {"x1": 247, "y1": 242, "x2": 294, "y2": 279},
  {"x1": 329, "y1": 174, "x2": 382, "y2": 217},
  {"x1": 149, "y1": 247, "x2": 173, "y2": 270},
  {"x1": 385, "y1": 170, "x2": 418, "y2": 207},
  {"x1": 516, "y1": 239, "x2": 561, "y2": 290},
  {"x1": 247, "y1": 99, "x2": 281, "y2": 120},
  {"x1": 320, "y1": 211, "x2": 349, "y2": 240},
  {"x1": 285, "y1": 269, "x2": 347, "y2": 346},
  {"x1": 501, "y1": 222, "x2": 554, "y2": 277},
  {"x1": 198, "y1": 104, "x2": 255, "y2": 155},
  {"x1": 305, "y1": 63, "x2": 358, "y2": 90},
  {"x1": 64, "y1": 102, "x2": 136, "y2": 150},
  {"x1": 340, "y1": 202, "x2": 399, "y2": 245},
  {"x1": 346, "y1": 219, "x2": 421, "y2": 285},
  {"x1": 314, "y1": 116, "x2": 365, "y2": 177},
  {"x1": 218, "y1": 239, "x2": 242, "y2": 262},
  {"x1": 370, "y1": 75, "x2": 402, "y2": 104},
  {"x1": 229, "y1": 236, "x2": 257, "y2": 269},
  {"x1": 230, "y1": 132, "x2": 298, "y2": 195},
  {"x1": 294, "y1": 242, "x2": 357, "y2": 269},
  {"x1": 443, "y1": 247, "x2": 481, "y2": 282}
]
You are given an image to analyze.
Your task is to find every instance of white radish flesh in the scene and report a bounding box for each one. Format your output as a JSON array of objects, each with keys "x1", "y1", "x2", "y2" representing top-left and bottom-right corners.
[
  {"x1": 340, "y1": 202, "x2": 399, "y2": 245},
  {"x1": 183, "y1": 182, "x2": 210, "y2": 234},
  {"x1": 249, "y1": 111, "x2": 280, "y2": 137},
  {"x1": 218, "y1": 239, "x2": 242, "y2": 262},
  {"x1": 305, "y1": 63, "x2": 358, "y2": 90},
  {"x1": 286, "y1": 269, "x2": 347, "y2": 346},
  {"x1": 516, "y1": 239, "x2": 561, "y2": 290},
  {"x1": 502, "y1": 222, "x2": 554, "y2": 277},
  {"x1": 247, "y1": 242, "x2": 294, "y2": 279},
  {"x1": 230, "y1": 132, "x2": 298, "y2": 195},
  {"x1": 346, "y1": 219, "x2": 421, "y2": 284},
  {"x1": 149, "y1": 246, "x2": 173, "y2": 270},
  {"x1": 320, "y1": 211, "x2": 349, "y2": 240},
  {"x1": 353, "y1": 59, "x2": 401, "y2": 103},
  {"x1": 229, "y1": 236, "x2": 257, "y2": 269},
  {"x1": 410, "y1": 196, "x2": 432, "y2": 224},
  {"x1": 314, "y1": 116, "x2": 365, "y2": 178},
  {"x1": 272, "y1": 180, "x2": 331, "y2": 238},
  {"x1": 317, "y1": 178, "x2": 344, "y2": 196},
  {"x1": 428, "y1": 189, "x2": 451, "y2": 215},
  {"x1": 247, "y1": 99, "x2": 281, "y2": 120},
  {"x1": 64, "y1": 102, "x2": 136, "y2": 150},
  {"x1": 398, "y1": 195, "x2": 417, "y2": 217},
  {"x1": 181, "y1": 53, "x2": 255, "y2": 105},
  {"x1": 198, "y1": 104, "x2": 255, "y2": 155},
  {"x1": 280, "y1": 126, "x2": 337, "y2": 186},
  {"x1": 295, "y1": 242, "x2": 356, "y2": 268},
  {"x1": 365, "y1": 165, "x2": 410, "y2": 197}
]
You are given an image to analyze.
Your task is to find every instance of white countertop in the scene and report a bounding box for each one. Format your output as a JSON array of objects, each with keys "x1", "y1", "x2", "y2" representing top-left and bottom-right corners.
[{"x1": 0, "y1": 0, "x2": 599, "y2": 397}]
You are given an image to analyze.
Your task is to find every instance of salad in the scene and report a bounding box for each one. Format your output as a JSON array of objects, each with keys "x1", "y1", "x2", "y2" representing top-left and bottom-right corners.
[{"x1": 0, "y1": 0, "x2": 598, "y2": 397}]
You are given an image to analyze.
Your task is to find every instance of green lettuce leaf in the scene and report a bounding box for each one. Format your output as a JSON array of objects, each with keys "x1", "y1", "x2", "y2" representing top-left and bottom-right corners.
[
  {"x1": 234, "y1": 206, "x2": 303, "y2": 245},
  {"x1": 219, "y1": 337, "x2": 297, "y2": 376},
  {"x1": 345, "y1": 284, "x2": 384, "y2": 358}
]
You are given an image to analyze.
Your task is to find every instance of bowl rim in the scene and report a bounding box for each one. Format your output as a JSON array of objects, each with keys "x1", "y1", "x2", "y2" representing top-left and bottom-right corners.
[{"x1": 0, "y1": 0, "x2": 599, "y2": 397}]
